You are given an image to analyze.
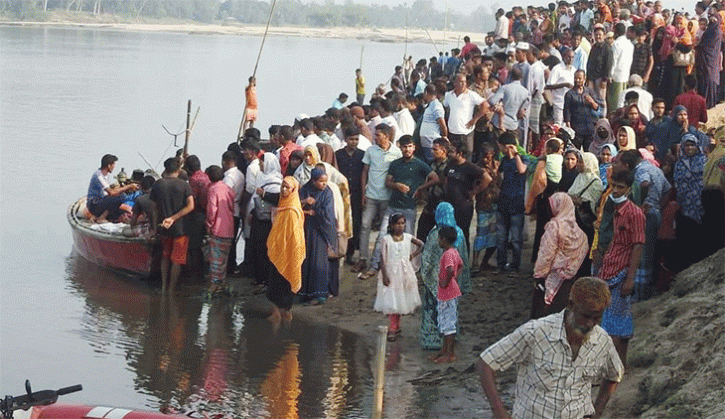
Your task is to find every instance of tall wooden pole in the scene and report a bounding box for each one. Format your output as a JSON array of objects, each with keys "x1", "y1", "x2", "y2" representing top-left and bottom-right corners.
[
  {"x1": 183, "y1": 99, "x2": 191, "y2": 157},
  {"x1": 238, "y1": 0, "x2": 278, "y2": 141}
]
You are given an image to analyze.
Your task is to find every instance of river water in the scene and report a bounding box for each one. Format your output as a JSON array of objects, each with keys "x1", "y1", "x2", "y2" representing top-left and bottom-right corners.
[{"x1": 0, "y1": 26, "x2": 441, "y2": 417}]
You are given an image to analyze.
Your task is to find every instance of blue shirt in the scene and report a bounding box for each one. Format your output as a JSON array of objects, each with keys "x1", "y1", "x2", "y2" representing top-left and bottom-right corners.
[
  {"x1": 634, "y1": 160, "x2": 671, "y2": 210},
  {"x1": 499, "y1": 156, "x2": 526, "y2": 215},
  {"x1": 489, "y1": 81, "x2": 530, "y2": 131}
]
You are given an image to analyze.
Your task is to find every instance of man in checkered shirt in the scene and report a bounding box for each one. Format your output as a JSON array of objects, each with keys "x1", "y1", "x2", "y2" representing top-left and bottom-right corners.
[{"x1": 475, "y1": 277, "x2": 624, "y2": 419}]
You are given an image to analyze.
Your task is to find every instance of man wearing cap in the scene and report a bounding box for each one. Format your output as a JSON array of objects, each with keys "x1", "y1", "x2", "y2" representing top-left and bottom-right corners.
[
  {"x1": 476, "y1": 276, "x2": 624, "y2": 419},
  {"x1": 619, "y1": 74, "x2": 653, "y2": 119},
  {"x1": 443, "y1": 73, "x2": 487, "y2": 156},
  {"x1": 509, "y1": 42, "x2": 531, "y2": 86}
]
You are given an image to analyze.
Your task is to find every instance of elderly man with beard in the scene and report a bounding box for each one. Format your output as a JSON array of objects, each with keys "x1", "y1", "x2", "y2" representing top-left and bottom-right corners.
[{"x1": 475, "y1": 276, "x2": 624, "y2": 419}]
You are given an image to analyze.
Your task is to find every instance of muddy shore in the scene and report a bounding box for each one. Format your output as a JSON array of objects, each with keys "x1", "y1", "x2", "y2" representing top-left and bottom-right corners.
[{"x1": 230, "y1": 222, "x2": 538, "y2": 418}]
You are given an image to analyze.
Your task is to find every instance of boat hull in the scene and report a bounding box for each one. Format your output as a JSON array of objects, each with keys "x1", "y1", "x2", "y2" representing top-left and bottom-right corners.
[
  {"x1": 21, "y1": 404, "x2": 188, "y2": 419},
  {"x1": 68, "y1": 198, "x2": 159, "y2": 277}
]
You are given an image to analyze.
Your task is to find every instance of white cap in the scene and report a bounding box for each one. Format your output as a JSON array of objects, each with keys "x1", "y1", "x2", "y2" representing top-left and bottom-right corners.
[{"x1": 516, "y1": 42, "x2": 530, "y2": 51}]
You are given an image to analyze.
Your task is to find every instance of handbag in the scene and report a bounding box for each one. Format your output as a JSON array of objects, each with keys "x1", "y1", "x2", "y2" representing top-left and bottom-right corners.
[
  {"x1": 673, "y1": 49, "x2": 694, "y2": 67},
  {"x1": 327, "y1": 231, "x2": 349, "y2": 260},
  {"x1": 572, "y1": 178, "x2": 598, "y2": 229},
  {"x1": 252, "y1": 181, "x2": 282, "y2": 220}
]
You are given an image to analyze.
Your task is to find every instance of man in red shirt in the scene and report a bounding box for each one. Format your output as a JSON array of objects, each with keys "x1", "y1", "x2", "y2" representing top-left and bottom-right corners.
[
  {"x1": 596, "y1": 168, "x2": 645, "y2": 367},
  {"x1": 672, "y1": 75, "x2": 708, "y2": 128},
  {"x1": 277, "y1": 126, "x2": 303, "y2": 175}
]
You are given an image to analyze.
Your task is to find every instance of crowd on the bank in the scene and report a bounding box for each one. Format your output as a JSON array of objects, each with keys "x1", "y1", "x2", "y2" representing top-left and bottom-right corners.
[{"x1": 83, "y1": 0, "x2": 725, "y2": 415}]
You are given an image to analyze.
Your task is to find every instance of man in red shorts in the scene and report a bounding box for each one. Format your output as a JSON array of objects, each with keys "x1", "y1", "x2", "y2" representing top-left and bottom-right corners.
[{"x1": 151, "y1": 157, "x2": 194, "y2": 293}]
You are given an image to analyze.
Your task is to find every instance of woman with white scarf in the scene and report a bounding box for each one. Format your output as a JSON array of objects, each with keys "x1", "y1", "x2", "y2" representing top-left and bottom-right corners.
[
  {"x1": 249, "y1": 153, "x2": 284, "y2": 290},
  {"x1": 568, "y1": 151, "x2": 604, "y2": 275}
]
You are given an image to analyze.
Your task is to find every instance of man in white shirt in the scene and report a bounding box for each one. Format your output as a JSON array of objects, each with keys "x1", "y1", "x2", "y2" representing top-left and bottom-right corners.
[
  {"x1": 298, "y1": 118, "x2": 323, "y2": 149},
  {"x1": 527, "y1": 46, "x2": 547, "y2": 150},
  {"x1": 240, "y1": 139, "x2": 261, "y2": 258},
  {"x1": 443, "y1": 73, "x2": 486, "y2": 156},
  {"x1": 419, "y1": 84, "x2": 448, "y2": 163},
  {"x1": 393, "y1": 95, "x2": 416, "y2": 137},
  {"x1": 545, "y1": 47, "x2": 576, "y2": 125},
  {"x1": 618, "y1": 74, "x2": 654, "y2": 119},
  {"x1": 495, "y1": 8, "x2": 509, "y2": 40},
  {"x1": 222, "y1": 150, "x2": 245, "y2": 272},
  {"x1": 377, "y1": 99, "x2": 403, "y2": 142},
  {"x1": 607, "y1": 23, "x2": 635, "y2": 116}
]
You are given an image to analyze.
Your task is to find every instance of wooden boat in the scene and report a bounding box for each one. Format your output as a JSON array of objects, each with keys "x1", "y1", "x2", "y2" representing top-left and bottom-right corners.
[{"x1": 67, "y1": 198, "x2": 159, "y2": 277}]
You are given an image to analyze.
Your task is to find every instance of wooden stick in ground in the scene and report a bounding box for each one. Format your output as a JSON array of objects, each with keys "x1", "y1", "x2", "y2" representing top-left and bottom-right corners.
[{"x1": 237, "y1": 0, "x2": 278, "y2": 141}]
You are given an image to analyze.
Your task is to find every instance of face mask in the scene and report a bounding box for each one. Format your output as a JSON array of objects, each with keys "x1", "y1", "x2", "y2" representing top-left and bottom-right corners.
[{"x1": 610, "y1": 194, "x2": 628, "y2": 204}]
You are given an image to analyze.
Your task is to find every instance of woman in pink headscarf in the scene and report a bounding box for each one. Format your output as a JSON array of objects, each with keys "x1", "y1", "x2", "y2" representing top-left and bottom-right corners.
[{"x1": 531, "y1": 192, "x2": 589, "y2": 319}]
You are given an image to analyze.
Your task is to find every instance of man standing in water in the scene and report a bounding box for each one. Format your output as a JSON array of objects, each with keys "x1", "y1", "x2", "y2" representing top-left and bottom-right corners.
[
  {"x1": 355, "y1": 68, "x2": 365, "y2": 105},
  {"x1": 151, "y1": 157, "x2": 194, "y2": 293},
  {"x1": 476, "y1": 276, "x2": 624, "y2": 419}
]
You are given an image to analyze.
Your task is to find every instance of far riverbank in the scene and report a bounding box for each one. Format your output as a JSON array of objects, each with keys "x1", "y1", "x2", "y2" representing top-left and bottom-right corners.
[{"x1": 1, "y1": 12, "x2": 487, "y2": 46}]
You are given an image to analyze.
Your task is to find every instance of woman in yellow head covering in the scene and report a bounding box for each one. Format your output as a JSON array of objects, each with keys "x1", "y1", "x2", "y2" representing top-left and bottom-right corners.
[{"x1": 267, "y1": 177, "x2": 306, "y2": 321}]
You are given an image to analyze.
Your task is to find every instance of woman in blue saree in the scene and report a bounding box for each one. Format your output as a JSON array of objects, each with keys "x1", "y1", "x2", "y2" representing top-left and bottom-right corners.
[{"x1": 299, "y1": 168, "x2": 339, "y2": 305}]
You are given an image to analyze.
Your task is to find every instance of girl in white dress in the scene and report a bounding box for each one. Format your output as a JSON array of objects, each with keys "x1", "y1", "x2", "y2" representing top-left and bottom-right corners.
[{"x1": 374, "y1": 213, "x2": 424, "y2": 341}]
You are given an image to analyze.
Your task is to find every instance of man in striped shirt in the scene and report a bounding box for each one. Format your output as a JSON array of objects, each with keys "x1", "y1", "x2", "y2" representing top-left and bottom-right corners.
[
  {"x1": 475, "y1": 277, "x2": 623, "y2": 419},
  {"x1": 597, "y1": 168, "x2": 645, "y2": 367}
]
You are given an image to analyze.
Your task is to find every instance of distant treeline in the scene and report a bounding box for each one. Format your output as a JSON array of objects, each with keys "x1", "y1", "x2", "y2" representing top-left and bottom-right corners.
[{"x1": 2, "y1": 0, "x2": 496, "y2": 32}]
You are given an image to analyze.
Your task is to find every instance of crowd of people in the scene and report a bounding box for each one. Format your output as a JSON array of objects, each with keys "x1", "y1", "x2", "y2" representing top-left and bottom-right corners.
[{"x1": 84, "y1": 0, "x2": 725, "y2": 415}]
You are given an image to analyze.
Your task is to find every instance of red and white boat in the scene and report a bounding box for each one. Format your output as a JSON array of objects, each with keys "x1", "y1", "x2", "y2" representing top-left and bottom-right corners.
[
  {"x1": 15, "y1": 404, "x2": 189, "y2": 419},
  {"x1": 67, "y1": 198, "x2": 159, "y2": 277}
]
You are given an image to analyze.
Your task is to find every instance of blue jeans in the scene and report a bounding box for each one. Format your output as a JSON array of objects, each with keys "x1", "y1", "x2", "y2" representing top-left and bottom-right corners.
[
  {"x1": 496, "y1": 211, "x2": 524, "y2": 270},
  {"x1": 370, "y1": 207, "x2": 417, "y2": 271},
  {"x1": 420, "y1": 147, "x2": 435, "y2": 164}
]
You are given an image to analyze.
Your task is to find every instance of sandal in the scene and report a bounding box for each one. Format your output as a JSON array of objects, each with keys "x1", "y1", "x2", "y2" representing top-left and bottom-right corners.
[
  {"x1": 358, "y1": 270, "x2": 377, "y2": 280},
  {"x1": 305, "y1": 297, "x2": 326, "y2": 306},
  {"x1": 351, "y1": 260, "x2": 367, "y2": 273}
]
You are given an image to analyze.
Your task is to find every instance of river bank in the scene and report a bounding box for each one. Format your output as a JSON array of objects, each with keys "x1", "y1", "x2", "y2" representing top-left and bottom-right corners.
[{"x1": 0, "y1": 12, "x2": 484, "y2": 45}]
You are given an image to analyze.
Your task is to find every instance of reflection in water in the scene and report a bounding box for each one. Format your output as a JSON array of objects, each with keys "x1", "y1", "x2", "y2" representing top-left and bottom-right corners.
[
  {"x1": 260, "y1": 344, "x2": 301, "y2": 419},
  {"x1": 64, "y1": 253, "x2": 371, "y2": 418}
]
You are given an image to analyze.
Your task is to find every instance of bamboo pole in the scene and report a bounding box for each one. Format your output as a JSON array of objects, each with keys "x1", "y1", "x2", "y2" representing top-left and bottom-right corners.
[
  {"x1": 238, "y1": 0, "x2": 278, "y2": 141},
  {"x1": 424, "y1": 28, "x2": 441, "y2": 55},
  {"x1": 360, "y1": 45, "x2": 365, "y2": 70},
  {"x1": 372, "y1": 325, "x2": 388, "y2": 419},
  {"x1": 183, "y1": 100, "x2": 191, "y2": 156}
]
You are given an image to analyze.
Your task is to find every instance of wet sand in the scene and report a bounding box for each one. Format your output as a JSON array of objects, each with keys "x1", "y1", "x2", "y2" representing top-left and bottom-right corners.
[{"x1": 236, "y1": 222, "x2": 538, "y2": 417}]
